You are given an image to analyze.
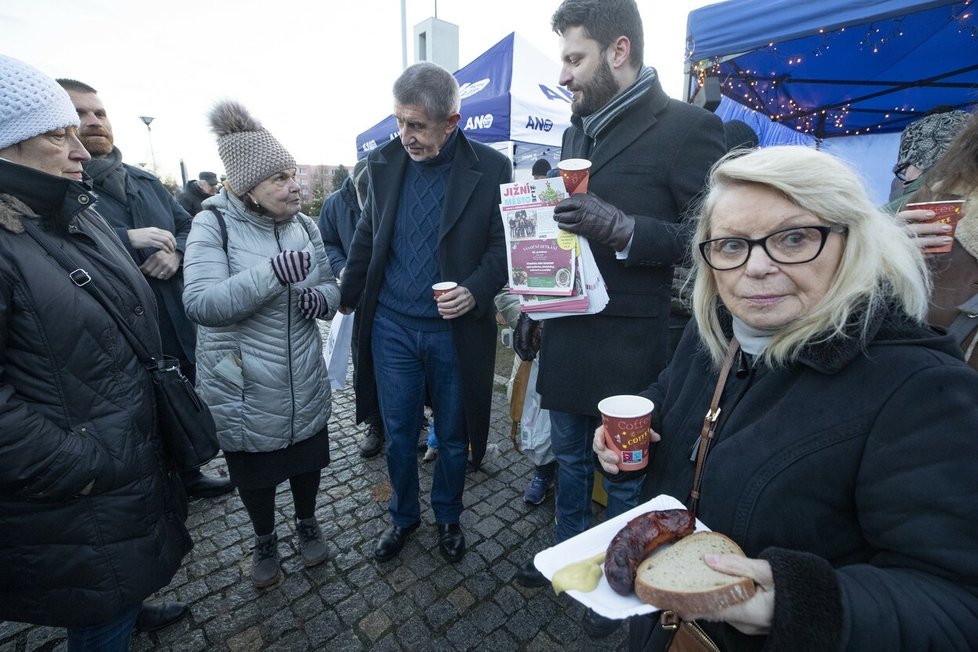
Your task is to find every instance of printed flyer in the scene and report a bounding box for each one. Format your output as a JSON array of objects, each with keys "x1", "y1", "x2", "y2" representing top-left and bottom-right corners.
[{"x1": 499, "y1": 178, "x2": 577, "y2": 296}]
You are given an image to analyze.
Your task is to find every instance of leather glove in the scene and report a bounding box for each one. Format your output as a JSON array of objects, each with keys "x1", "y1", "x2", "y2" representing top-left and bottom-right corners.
[
  {"x1": 271, "y1": 250, "x2": 311, "y2": 285},
  {"x1": 297, "y1": 288, "x2": 328, "y2": 320},
  {"x1": 553, "y1": 194, "x2": 635, "y2": 251},
  {"x1": 513, "y1": 313, "x2": 543, "y2": 361}
]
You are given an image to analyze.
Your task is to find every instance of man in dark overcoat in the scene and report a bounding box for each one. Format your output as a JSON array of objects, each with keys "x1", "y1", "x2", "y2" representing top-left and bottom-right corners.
[
  {"x1": 512, "y1": 0, "x2": 727, "y2": 638},
  {"x1": 340, "y1": 63, "x2": 510, "y2": 565}
]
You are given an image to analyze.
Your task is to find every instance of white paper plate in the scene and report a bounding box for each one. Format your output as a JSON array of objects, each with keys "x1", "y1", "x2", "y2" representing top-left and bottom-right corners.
[{"x1": 532, "y1": 494, "x2": 709, "y2": 619}]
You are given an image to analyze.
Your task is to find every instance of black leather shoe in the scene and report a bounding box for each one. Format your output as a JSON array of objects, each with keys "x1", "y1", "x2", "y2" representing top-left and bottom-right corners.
[
  {"x1": 374, "y1": 522, "x2": 419, "y2": 562},
  {"x1": 135, "y1": 599, "x2": 188, "y2": 633},
  {"x1": 515, "y1": 558, "x2": 548, "y2": 588},
  {"x1": 581, "y1": 608, "x2": 619, "y2": 639},
  {"x1": 182, "y1": 469, "x2": 233, "y2": 499},
  {"x1": 437, "y1": 523, "x2": 466, "y2": 563},
  {"x1": 359, "y1": 422, "x2": 384, "y2": 459}
]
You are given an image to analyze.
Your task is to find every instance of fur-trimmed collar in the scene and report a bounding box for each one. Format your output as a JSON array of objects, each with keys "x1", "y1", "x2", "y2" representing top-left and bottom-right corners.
[{"x1": 0, "y1": 193, "x2": 34, "y2": 234}]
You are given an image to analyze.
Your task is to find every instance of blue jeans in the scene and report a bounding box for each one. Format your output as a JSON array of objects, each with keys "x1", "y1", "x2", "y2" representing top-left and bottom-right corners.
[
  {"x1": 550, "y1": 410, "x2": 644, "y2": 543},
  {"x1": 66, "y1": 604, "x2": 140, "y2": 652},
  {"x1": 372, "y1": 314, "x2": 466, "y2": 526}
]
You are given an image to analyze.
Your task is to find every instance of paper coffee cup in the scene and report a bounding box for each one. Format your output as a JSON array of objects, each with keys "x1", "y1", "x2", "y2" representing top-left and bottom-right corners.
[
  {"x1": 558, "y1": 158, "x2": 591, "y2": 195},
  {"x1": 432, "y1": 281, "x2": 458, "y2": 299},
  {"x1": 598, "y1": 395, "x2": 654, "y2": 472},
  {"x1": 905, "y1": 200, "x2": 965, "y2": 254}
]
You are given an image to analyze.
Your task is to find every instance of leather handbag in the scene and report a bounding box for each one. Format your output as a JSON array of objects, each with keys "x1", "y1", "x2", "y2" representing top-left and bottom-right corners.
[
  {"x1": 663, "y1": 339, "x2": 742, "y2": 652},
  {"x1": 21, "y1": 219, "x2": 219, "y2": 470},
  {"x1": 662, "y1": 610, "x2": 721, "y2": 652}
]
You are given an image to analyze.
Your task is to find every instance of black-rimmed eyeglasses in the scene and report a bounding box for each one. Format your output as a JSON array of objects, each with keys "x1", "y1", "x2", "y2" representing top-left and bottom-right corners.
[
  {"x1": 698, "y1": 224, "x2": 848, "y2": 271},
  {"x1": 893, "y1": 162, "x2": 911, "y2": 182}
]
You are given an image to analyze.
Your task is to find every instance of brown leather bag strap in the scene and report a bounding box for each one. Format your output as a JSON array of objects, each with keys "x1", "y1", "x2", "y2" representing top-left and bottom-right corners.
[{"x1": 689, "y1": 339, "x2": 740, "y2": 519}]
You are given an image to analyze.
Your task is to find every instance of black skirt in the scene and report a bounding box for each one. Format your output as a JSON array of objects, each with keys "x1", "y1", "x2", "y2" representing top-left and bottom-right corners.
[{"x1": 224, "y1": 427, "x2": 330, "y2": 490}]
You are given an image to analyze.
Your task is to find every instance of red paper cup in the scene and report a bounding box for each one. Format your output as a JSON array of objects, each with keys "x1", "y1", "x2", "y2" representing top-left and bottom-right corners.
[
  {"x1": 558, "y1": 158, "x2": 591, "y2": 195},
  {"x1": 598, "y1": 395, "x2": 654, "y2": 472},
  {"x1": 905, "y1": 200, "x2": 965, "y2": 254},
  {"x1": 432, "y1": 281, "x2": 458, "y2": 299}
]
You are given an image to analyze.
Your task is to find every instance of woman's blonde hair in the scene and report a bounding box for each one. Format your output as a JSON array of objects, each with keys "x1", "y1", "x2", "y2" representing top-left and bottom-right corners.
[{"x1": 691, "y1": 146, "x2": 931, "y2": 367}]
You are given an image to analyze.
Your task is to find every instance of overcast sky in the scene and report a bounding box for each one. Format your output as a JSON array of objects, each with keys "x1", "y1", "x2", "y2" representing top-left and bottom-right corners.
[{"x1": 1, "y1": 0, "x2": 716, "y2": 182}]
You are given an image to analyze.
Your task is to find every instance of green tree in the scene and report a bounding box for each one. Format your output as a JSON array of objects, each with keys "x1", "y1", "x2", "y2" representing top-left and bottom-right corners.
[
  {"x1": 330, "y1": 164, "x2": 350, "y2": 194},
  {"x1": 304, "y1": 174, "x2": 327, "y2": 217}
]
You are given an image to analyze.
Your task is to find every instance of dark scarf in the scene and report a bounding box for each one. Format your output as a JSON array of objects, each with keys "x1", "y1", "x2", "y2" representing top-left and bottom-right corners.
[
  {"x1": 84, "y1": 146, "x2": 128, "y2": 206},
  {"x1": 581, "y1": 66, "x2": 658, "y2": 140}
]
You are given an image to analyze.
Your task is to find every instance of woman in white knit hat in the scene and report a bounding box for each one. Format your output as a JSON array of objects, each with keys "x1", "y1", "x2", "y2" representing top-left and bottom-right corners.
[
  {"x1": 0, "y1": 54, "x2": 191, "y2": 650},
  {"x1": 182, "y1": 101, "x2": 339, "y2": 589}
]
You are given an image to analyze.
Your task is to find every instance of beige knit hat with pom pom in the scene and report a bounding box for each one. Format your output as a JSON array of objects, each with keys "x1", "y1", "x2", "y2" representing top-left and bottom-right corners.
[{"x1": 208, "y1": 101, "x2": 295, "y2": 195}]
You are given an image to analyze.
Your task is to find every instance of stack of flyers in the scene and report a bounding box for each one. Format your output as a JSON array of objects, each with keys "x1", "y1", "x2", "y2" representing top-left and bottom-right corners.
[{"x1": 498, "y1": 178, "x2": 609, "y2": 320}]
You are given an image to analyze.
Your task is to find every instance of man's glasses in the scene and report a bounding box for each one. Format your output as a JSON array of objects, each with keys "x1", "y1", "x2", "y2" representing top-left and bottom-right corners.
[
  {"x1": 893, "y1": 162, "x2": 912, "y2": 182},
  {"x1": 699, "y1": 225, "x2": 848, "y2": 271}
]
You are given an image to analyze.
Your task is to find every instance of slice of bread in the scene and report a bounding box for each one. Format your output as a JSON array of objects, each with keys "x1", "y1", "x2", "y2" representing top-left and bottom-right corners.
[{"x1": 634, "y1": 531, "x2": 756, "y2": 613}]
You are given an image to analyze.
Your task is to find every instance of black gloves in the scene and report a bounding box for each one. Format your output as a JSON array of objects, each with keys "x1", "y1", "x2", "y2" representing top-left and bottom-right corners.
[
  {"x1": 297, "y1": 288, "x2": 328, "y2": 319},
  {"x1": 553, "y1": 194, "x2": 635, "y2": 252},
  {"x1": 513, "y1": 313, "x2": 543, "y2": 361},
  {"x1": 271, "y1": 250, "x2": 311, "y2": 285}
]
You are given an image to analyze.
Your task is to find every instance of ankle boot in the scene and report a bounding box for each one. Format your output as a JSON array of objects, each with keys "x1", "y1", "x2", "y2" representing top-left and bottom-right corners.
[
  {"x1": 251, "y1": 532, "x2": 281, "y2": 588},
  {"x1": 295, "y1": 517, "x2": 328, "y2": 567}
]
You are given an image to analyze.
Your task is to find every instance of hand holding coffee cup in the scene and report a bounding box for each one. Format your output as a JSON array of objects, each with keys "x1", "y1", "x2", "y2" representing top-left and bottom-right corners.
[
  {"x1": 596, "y1": 395, "x2": 656, "y2": 473},
  {"x1": 558, "y1": 158, "x2": 591, "y2": 195},
  {"x1": 902, "y1": 200, "x2": 964, "y2": 254},
  {"x1": 432, "y1": 281, "x2": 475, "y2": 319}
]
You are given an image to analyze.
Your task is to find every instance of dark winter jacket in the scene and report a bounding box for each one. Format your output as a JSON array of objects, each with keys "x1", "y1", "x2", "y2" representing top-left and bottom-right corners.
[
  {"x1": 178, "y1": 179, "x2": 211, "y2": 217},
  {"x1": 631, "y1": 305, "x2": 978, "y2": 651},
  {"x1": 0, "y1": 160, "x2": 191, "y2": 627},
  {"x1": 87, "y1": 159, "x2": 196, "y2": 364},
  {"x1": 537, "y1": 72, "x2": 726, "y2": 415},
  {"x1": 317, "y1": 176, "x2": 361, "y2": 278}
]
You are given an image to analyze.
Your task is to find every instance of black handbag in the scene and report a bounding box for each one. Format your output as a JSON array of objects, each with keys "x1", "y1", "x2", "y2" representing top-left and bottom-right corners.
[{"x1": 21, "y1": 219, "x2": 219, "y2": 470}]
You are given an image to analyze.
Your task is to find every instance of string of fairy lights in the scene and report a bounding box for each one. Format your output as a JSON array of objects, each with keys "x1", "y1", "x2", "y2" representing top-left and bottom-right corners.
[{"x1": 685, "y1": 0, "x2": 976, "y2": 137}]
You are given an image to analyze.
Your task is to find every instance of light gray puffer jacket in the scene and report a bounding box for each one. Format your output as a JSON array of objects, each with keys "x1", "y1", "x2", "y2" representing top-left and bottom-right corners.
[{"x1": 183, "y1": 189, "x2": 339, "y2": 453}]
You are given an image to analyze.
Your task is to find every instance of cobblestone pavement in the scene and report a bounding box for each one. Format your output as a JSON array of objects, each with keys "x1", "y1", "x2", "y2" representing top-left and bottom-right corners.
[{"x1": 1, "y1": 339, "x2": 628, "y2": 652}]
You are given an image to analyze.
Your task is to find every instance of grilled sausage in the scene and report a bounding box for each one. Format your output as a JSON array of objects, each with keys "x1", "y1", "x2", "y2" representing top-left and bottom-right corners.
[{"x1": 605, "y1": 508, "x2": 695, "y2": 595}]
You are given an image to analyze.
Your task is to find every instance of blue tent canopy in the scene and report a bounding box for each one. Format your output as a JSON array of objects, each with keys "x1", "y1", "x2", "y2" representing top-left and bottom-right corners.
[{"x1": 685, "y1": 0, "x2": 978, "y2": 138}]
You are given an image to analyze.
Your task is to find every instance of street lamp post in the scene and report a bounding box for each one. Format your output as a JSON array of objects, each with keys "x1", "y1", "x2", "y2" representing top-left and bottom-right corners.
[{"x1": 139, "y1": 115, "x2": 157, "y2": 171}]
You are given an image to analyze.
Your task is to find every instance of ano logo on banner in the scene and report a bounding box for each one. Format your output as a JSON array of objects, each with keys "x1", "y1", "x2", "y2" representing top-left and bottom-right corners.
[
  {"x1": 464, "y1": 114, "x2": 495, "y2": 130},
  {"x1": 525, "y1": 116, "x2": 554, "y2": 132}
]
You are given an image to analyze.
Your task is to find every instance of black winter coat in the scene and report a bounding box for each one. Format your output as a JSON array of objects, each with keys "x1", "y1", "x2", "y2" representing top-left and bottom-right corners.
[
  {"x1": 341, "y1": 131, "x2": 510, "y2": 467},
  {"x1": 90, "y1": 161, "x2": 196, "y2": 365},
  {"x1": 317, "y1": 176, "x2": 361, "y2": 278},
  {"x1": 0, "y1": 161, "x2": 191, "y2": 627},
  {"x1": 631, "y1": 307, "x2": 978, "y2": 651},
  {"x1": 178, "y1": 180, "x2": 210, "y2": 217},
  {"x1": 537, "y1": 73, "x2": 726, "y2": 415}
]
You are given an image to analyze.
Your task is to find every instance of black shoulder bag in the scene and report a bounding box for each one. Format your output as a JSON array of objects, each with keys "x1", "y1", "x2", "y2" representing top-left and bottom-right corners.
[{"x1": 21, "y1": 219, "x2": 219, "y2": 470}]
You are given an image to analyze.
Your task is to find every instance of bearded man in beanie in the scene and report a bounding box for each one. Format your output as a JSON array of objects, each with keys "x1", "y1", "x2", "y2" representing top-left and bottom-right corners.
[
  {"x1": 339, "y1": 62, "x2": 510, "y2": 565},
  {"x1": 58, "y1": 79, "x2": 233, "y2": 512},
  {"x1": 0, "y1": 54, "x2": 191, "y2": 650}
]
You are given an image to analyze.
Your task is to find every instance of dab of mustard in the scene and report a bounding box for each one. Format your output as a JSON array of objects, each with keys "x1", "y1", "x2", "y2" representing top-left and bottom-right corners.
[{"x1": 551, "y1": 552, "x2": 607, "y2": 595}]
